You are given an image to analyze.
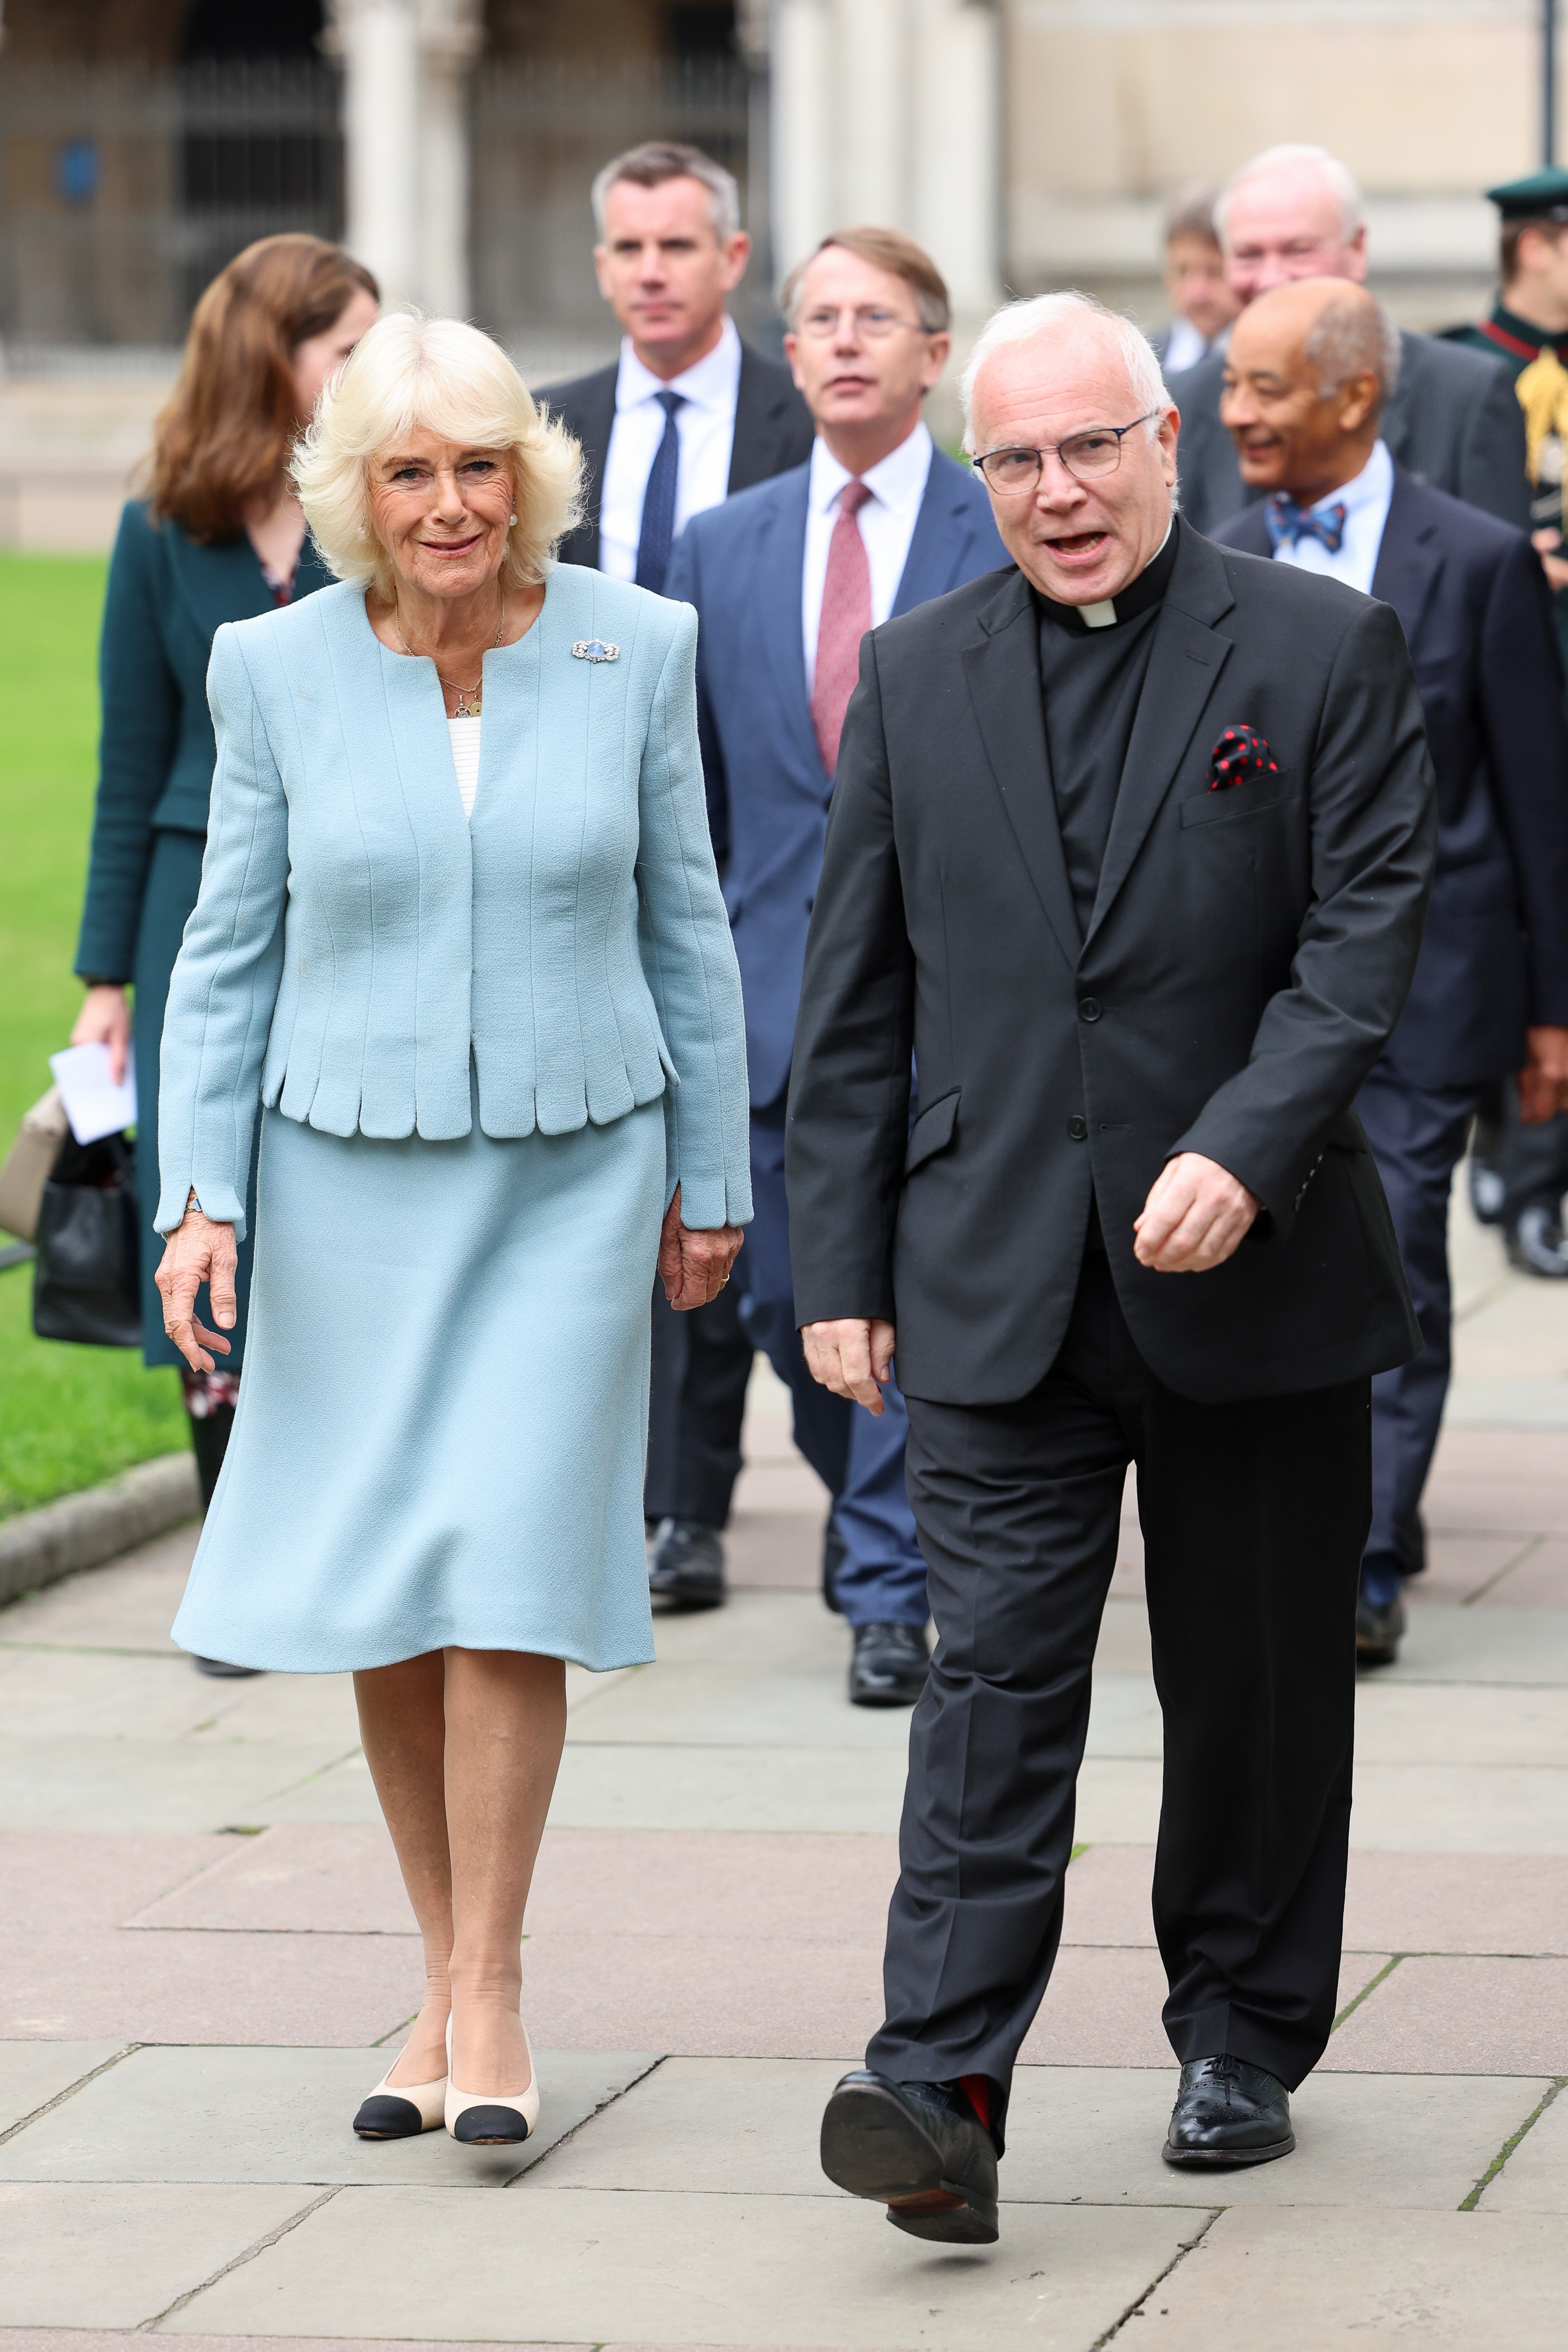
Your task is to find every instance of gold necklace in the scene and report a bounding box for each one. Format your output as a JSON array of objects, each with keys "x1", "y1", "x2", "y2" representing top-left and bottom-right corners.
[{"x1": 392, "y1": 591, "x2": 505, "y2": 718}]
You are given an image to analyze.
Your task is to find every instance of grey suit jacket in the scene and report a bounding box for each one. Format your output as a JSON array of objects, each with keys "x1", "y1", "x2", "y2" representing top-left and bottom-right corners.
[{"x1": 1169, "y1": 329, "x2": 1530, "y2": 536}]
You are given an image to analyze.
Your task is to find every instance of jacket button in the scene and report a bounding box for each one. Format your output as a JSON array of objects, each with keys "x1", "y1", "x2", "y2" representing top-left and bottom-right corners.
[
  {"x1": 805, "y1": 896, "x2": 814, "y2": 914},
  {"x1": 1067, "y1": 1115, "x2": 1088, "y2": 1141},
  {"x1": 1079, "y1": 996, "x2": 1101, "y2": 1023}
]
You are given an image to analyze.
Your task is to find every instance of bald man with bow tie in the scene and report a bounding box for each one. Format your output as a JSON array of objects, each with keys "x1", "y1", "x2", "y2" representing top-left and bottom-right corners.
[{"x1": 1213, "y1": 278, "x2": 1568, "y2": 1670}]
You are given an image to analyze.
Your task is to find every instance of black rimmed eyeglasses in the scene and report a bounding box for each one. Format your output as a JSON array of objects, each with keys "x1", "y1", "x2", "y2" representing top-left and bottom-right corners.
[{"x1": 970, "y1": 413, "x2": 1160, "y2": 493}]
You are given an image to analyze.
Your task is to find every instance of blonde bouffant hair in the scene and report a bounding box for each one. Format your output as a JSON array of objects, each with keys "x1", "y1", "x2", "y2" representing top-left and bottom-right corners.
[{"x1": 292, "y1": 311, "x2": 582, "y2": 595}]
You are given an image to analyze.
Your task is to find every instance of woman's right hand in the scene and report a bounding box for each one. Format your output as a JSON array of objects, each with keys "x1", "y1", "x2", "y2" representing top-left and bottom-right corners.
[
  {"x1": 155, "y1": 1200, "x2": 239, "y2": 1373},
  {"x1": 71, "y1": 984, "x2": 133, "y2": 1085}
]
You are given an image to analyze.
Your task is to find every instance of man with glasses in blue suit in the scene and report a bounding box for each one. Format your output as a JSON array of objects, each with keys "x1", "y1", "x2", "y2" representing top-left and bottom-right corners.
[{"x1": 666, "y1": 226, "x2": 1006, "y2": 1705}]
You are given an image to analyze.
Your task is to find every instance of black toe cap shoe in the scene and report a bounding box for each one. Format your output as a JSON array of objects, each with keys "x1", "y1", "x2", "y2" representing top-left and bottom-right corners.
[
  {"x1": 849, "y1": 1621, "x2": 930, "y2": 1707},
  {"x1": 1163, "y1": 2054, "x2": 1295, "y2": 2168},
  {"x1": 647, "y1": 1517, "x2": 726, "y2": 1609},
  {"x1": 820, "y1": 2071, "x2": 999, "y2": 2244},
  {"x1": 352, "y1": 2092, "x2": 427, "y2": 2139}
]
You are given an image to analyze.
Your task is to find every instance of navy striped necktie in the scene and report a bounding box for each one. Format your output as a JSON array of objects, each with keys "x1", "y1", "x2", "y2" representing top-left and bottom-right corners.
[{"x1": 634, "y1": 390, "x2": 687, "y2": 594}]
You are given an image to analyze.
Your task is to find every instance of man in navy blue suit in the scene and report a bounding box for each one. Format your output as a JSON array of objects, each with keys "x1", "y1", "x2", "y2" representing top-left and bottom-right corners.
[
  {"x1": 666, "y1": 226, "x2": 1007, "y2": 1704},
  {"x1": 1214, "y1": 278, "x2": 1568, "y2": 1665}
]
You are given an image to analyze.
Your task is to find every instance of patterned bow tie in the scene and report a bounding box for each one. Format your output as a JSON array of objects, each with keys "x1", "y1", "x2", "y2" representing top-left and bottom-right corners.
[{"x1": 1266, "y1": 494, "x2": 1348, "y2": 555}]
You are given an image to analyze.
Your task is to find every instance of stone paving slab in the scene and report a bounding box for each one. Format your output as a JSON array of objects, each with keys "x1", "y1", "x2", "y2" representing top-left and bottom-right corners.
[
  {"x1": 1324, "y1": 1956, "x2": 1568, "y2": 2075},
  {"x1": 1346, "y1": 1762, "x2": 1568, "y2": 1852},
  {"x1": 0, "y1": 1738, "x2": 365, "y2": 1837},
  {"x1": 0, "y1": 1831, "x2": 229, "y2": 1932},
  {"x1": 0, "y1": 2338, "x2": 598, "y2": 2352},
  {"x1": 0, "y1": 1533, "x2": 196, "y2": 1655},
  {"x1": 0, "y1": 2042, "x2": 126, "y2": 2137},
  {"x1": 127, "y1": 1827, "x2": 414, "y2": 1938},
  {"x1": 0, "y1": 2046, "x2": 658, "y2": 2187},
  {"x1": 1351, "y1": 1682, "x2": 1568, "y2": 1765},
  {"x1": 537, "y1": 2057, "x2": 1545, "y2": 2213},
  {"x1": 1009, "y1": 1950, "x2": 1389, "y2": 2071},
  {"x1": 153, "y1": 2183, "x2": 1199, "y2": 2351},
  {"x1": 0, "y1": 1922, "x2": 419, "y2": 2047},
  {"x1": 0, "y1": 2183, "x2": 321, "y2": 2328},
  {"x1": 1375, "y1": 1603, "x2": 1568, "y2": 1684},
  {"x1": 1143, "y1": 2206, "x2": 1568, "y2": 2347},
  {"x1": 1419, "y1": 1427, "x2": 1568, "y2": 1538},
  {"x1": 1477, "y1": 2082, "x2": 1568, "y2": 2211}
]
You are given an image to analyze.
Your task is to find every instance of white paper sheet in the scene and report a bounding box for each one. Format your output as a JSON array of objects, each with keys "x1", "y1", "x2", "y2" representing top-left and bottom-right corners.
[{"x1": 48, "y1": 1042, "x2": 137, "y2": 1146}]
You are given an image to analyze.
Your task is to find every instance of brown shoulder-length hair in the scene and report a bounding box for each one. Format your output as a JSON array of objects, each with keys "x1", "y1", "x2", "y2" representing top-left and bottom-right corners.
[{"x1": 147, "y1": 234, "x2": 379, "y2": 542}]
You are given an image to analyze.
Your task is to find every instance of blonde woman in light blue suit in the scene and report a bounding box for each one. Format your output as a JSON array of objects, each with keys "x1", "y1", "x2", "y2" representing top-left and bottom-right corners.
[{"x1": 153, "y1": 313, "x2": 750, "y2": 2150}]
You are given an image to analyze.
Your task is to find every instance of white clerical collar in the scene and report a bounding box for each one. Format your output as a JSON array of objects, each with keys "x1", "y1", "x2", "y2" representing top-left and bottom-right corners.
[
  {"x1": 808, "y1": 420, "x2": 935, "y2": 517},
  {"x1": 614, "y1": 312, "x2": 742, "y2": 415},
  {"x1": 1078, "y1": 516, "x2": 1175, "y2": 628}
]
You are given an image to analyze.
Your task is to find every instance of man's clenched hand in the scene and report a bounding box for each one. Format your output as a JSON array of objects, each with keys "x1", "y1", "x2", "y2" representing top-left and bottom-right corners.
[
  {"x1": 1133, "y1": 1152, "x2": 1259, "y2": 1273},
  {"x1": 801, "y1": 1317, "x2": 896, "y2": 1414}
]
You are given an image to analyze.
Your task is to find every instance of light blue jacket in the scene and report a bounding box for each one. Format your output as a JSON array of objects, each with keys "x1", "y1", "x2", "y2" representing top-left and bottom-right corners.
[{"x1": 156, "y1": 566, "x2": 752, "y2": 1239}]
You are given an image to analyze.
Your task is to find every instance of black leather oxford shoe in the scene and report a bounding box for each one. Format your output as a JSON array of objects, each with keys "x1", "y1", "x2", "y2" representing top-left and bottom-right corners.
[
  {"x1": 1163, "y1": 2055, "x2": 1295, "y2": 2167},
  {"x1": 820, "y1": 2071, "x2": 999, "y2": 2243},
  {"x1": 1507, "y1": 1205, "x2": 1568, "y2": 1278},
  {"x1": 849, "y1": 1621, "x2": 929, "y2": 1707},
  {"x1": 647, "y1": 1517, "x2": 726, "y2": 1609},
  {"x1": 822, "y1": 1518, "x2": 846, "y2": 1613},
  {"x1": 1355, "y1": 1589, "x2": 1406, "y2": 1668}
]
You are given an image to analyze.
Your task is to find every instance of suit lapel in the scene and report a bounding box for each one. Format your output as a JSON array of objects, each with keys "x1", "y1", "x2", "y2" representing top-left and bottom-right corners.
[
  {"x1": 960, "y1": 569, "x2": 1081, "y2": 972},
  {"x1": 1086, "y1": 525, "x2": 1234, "y2": 947},
  {"x1": 1369, "y1": 465, "x2": 1443, "y2": 653},
  {"x1": 892, "y1": 453, "x2": 976, "y2": 616},
  {"x1": 570, "y1": 366, "x2": 618, "y2": 568},
  {"x1": 753, "y1": 470, "x2": 819, "y2": 775},
  {"x1": 1380, "y1": 332, "x2": 1418, "y2": 468},
  {"x1": 729, "y1": 343, "x2": 794, "y2": 493}
]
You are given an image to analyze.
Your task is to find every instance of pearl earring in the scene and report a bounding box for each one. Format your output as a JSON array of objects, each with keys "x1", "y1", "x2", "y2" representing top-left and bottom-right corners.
[{"x1": 510, "y1": 513, "x2": 518, "y2": 526}]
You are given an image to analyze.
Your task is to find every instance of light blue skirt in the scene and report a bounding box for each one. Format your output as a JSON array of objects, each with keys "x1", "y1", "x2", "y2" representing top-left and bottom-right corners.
[{"x1": 171, "y1": 1091, "x2": 665, "y2": 1674}]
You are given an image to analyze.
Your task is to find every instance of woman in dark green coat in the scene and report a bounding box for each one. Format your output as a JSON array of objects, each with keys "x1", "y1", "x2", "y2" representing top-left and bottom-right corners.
[{"x1": 72, "y1": 235, "x2": 377, "y2": 1609}]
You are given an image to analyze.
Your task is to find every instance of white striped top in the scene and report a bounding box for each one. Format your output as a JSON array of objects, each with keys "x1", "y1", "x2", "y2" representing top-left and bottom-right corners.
[{"x1": 447, "y1": 716, "x2": 481, "y2": 819}]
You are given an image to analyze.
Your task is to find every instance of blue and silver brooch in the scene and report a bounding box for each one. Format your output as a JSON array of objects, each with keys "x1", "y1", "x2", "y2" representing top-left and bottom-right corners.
[{"x1": 571, "y1": 638, "x2": 620, "y2": 663}]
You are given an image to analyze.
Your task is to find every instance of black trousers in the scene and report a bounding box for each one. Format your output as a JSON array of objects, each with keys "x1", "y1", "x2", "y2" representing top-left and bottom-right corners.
[
  {"x1": 644, "y1": 1278, "x2": 755, "y2": 1528},
  {"x1": 869, "y1": 1250, "x2": 1369, "y2": 2140},
  {"x1": 1355, "y1": 1065, "x2": 1485, "y2": 1599}
]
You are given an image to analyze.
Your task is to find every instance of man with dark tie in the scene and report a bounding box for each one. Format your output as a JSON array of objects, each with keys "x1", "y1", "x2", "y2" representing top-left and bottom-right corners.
[
  {"x1": 666, "y1": 227, "x2": 1006, "y2": 1705},
  {"x1": 541, "y1": 142, "x2": 814, "y2": 1612},
  {"x1": 788, "y1": 290, "x2": 1434, "y2": 2231},
  {"x1": 1210, "y1": 279, "x2": 1568, "y2": 1666},
  {"x1": 1167, "y1": 143, "x2": 1528, "y2": 539}
]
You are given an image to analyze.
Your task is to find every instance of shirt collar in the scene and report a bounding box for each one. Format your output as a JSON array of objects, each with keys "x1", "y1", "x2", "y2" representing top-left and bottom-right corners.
[
  {"x1": 614, "y1": 313, "x2": 742, "y2": 414},
  {"x1": 1295, "y1": 436, "x2": 1392, "y2": 521},
  {"x1": 808, "y1": 420, "x2": 934, "y2": 516}
]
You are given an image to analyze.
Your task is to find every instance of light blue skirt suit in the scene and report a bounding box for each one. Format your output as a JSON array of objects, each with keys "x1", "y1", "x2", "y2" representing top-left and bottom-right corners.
[{"x1": 155, "y1": 566, "x2": 752, "y2": 1674}]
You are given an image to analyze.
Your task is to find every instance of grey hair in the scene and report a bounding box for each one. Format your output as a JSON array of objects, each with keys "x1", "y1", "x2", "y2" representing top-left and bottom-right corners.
[
  {"x1": 1304, "y1": 290, "x2": 1402, "y2": 410},
  {"x1": 590, "y1": 140, "x2": 741, "y2": 243},
  {"x1": 1214, "y1": 144, "x2": 1364, "y2": 247},
  {"x1": 1164, "y1": 183, "x2": 1224, "y2": 250},
  {"x1": 959, "y1": 290, "x2": 1173, "y2": 453}
]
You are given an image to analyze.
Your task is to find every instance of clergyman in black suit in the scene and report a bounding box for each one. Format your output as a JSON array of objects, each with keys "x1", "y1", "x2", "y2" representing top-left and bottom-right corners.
[
  {"x1": 538, "y1": 141, "x2": 815, "y2": 1610},
  {"x1": 1167, "y1": 144, "x2": 1528, "y2": 538},
  {"x1": 788, "y1": 291, "x2": 1435, "y2": 2237},
  {"x1": 1211, "y1": 279, "x2": 1568, "y2": 1665}
]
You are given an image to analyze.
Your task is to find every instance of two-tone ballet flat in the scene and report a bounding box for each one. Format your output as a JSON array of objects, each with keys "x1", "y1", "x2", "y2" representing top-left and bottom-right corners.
[
  {"x1": 444, "y1": 2013, "x2": 541, "y2": 2145},
  {"x1": 352, "y1": 2060, "x2": 448, "y2": 2139}
]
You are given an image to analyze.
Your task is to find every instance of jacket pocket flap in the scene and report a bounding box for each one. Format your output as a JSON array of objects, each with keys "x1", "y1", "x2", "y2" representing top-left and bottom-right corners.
[
  {"x1": 904, "y1": 1091, "x2": 958, "y2": 1175},
  {"x1": 1181, "y1": 778, "x2": 1296, "y2": 827}
]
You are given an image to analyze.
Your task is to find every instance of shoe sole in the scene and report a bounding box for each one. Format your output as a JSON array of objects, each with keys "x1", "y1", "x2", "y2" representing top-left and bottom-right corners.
[
  {"x1": 820, "y1": 2079, "x2": 998, "y2": 2244},
  {"x1": 1355, "y1": 1640, "x2": 1398, "y2": 1668},
  {"x1": 648, "y1": 1588, "x2": 726, "y2": 1611},
  {"x1": 1162, "y1": 2131, "x2": 1295, "y2": 2169},
  {"x1": 849, "y1": 1686, "x2": 925, "y2": 1708}
]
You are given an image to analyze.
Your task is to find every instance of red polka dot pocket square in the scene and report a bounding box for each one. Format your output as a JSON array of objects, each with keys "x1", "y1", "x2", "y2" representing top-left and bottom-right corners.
[{"x1": 1206, "y1": 725, "x2": 1280, "y2": 792}]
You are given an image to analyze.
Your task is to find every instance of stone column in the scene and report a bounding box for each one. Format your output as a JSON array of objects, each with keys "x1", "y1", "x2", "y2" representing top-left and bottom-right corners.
[
  {"x1": 768, "y1": 0, "x2": 999, "y2": 311},
  {"x1": 417, "y1": 0, "x2": 483, "y2": 320},
  {"x1": 325, "y1": 0, "x2": 481, "y2": 315}
]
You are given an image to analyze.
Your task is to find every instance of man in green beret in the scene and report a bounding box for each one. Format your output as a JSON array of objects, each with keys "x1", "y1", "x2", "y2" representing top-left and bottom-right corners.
[{"x1": 1444, "y1": 169, "x2": 1568, "y2": 1279}]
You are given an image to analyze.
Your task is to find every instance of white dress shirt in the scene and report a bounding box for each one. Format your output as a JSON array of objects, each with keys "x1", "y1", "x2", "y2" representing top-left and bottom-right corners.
[
  {"x1": 802, "y1": 421, "x2": 935, "y2": 689},
  {"x1": 1161, "y1": 317, "x2": 1212, "y2": 377},
  {"x1": 1267, "y1": 438, "x2": 1394, "y2": 597},
  {"x1": 597, "y1": 313, "x2": 743, "y2": 582}
]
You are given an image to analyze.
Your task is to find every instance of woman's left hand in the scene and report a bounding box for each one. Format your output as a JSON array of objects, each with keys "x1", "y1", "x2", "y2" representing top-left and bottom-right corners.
[{"x1": 657, "y1": 1183, "x2": 744, "y2": 1310}]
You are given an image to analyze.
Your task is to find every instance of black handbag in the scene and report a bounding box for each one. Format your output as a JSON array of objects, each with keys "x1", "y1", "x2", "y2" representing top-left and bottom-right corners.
[{"x1": 32, "y1": 1128, "x2": 141, "y2": 1348}]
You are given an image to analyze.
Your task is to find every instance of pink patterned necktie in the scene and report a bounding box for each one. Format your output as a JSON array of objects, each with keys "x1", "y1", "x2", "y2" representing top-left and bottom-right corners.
[{"x1": 811, "y1": 478, "x2": 873, "y2": 774}]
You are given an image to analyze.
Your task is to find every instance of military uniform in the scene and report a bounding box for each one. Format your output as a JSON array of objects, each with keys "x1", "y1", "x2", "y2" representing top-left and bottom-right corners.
[{"x1": 1443, "y1": 170, "x2": 1568, "y2": 1275}]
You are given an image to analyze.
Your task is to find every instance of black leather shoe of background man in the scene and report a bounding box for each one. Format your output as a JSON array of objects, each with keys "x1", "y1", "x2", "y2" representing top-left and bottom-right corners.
[
  {"x1": 647, "y1": 1517, "x2": 725, "y2": 1609},
  {"x1": 820, "y1": 2071, "x2": 999, "y2": 2243},
  {"x1": 821, "y1": 1518, "x2": 846, "y2": 1614},
  {"x1": 1163, "y1": 2055, "x2": 1295, "y2": 2168},
  {"x1": 849, "y1": 1621, "x2": 929, "y2": 1707},
  {"x1": 1506, "y1": 1204, "x2": 1568, "y2": 1279},
  {"x1": 1355, "y1": 1589, "x2": 1406, "y2": 1667}
]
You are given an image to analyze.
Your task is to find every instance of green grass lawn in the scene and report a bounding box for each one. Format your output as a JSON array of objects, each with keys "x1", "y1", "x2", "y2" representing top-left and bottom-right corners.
[{"x1": 0, "y1": 550, "x2": 187, "y2": 1517}]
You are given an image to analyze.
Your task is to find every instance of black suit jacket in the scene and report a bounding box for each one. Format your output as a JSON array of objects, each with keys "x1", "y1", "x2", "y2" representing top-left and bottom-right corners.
[
  {"x1": 1215, "y1": 467, "x2": 1568, "y2": 1090},
  {"x1": 538, "y1": 339, "x2": 815, "y2": 572},
  {"x1": 785, "y1": 521, "x2": 1434, "y2": 1407},
  {"x1": 1169, "y1": 329, "x2": 1531, "y2": 537}
]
